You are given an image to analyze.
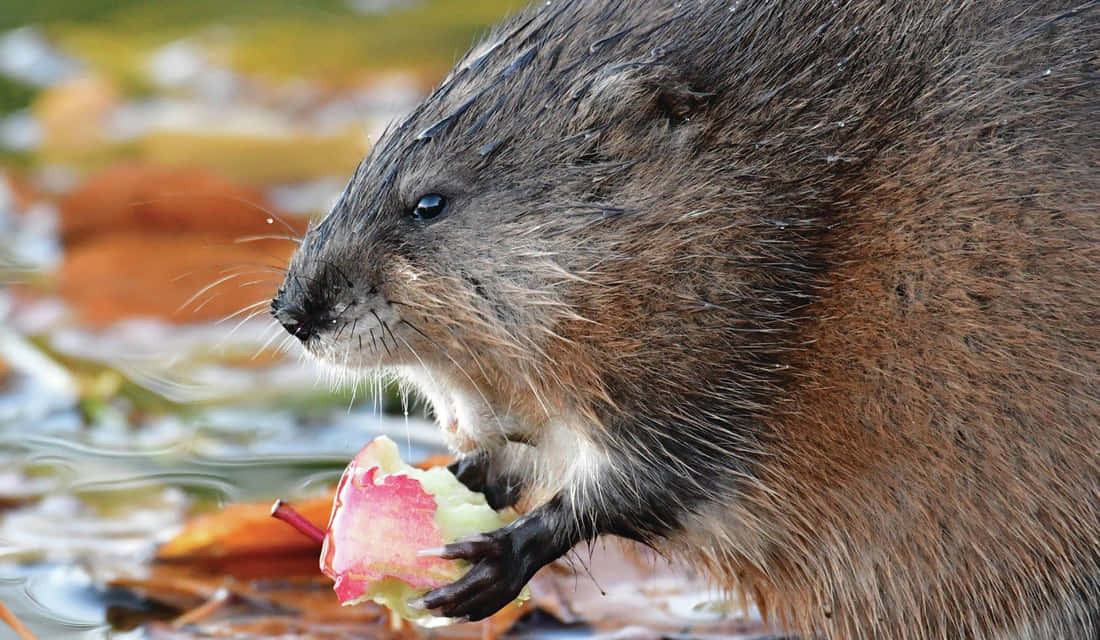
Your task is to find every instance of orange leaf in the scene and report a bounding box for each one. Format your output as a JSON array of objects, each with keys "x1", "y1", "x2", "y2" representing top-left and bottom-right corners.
[{"x1": 158, "y1": 494, "x2": 332, "y2": 560}]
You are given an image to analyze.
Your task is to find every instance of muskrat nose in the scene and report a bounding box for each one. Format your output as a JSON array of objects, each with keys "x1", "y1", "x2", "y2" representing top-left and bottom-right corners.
[
  {"x1": 273, "y1": 305, "x2": 316, "y2": 342},
  {"x1": 280, "y1": 316, "x2": 314, "y2": 342}
]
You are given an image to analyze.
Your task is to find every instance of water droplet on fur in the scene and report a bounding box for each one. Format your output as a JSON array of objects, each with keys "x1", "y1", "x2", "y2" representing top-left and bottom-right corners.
[
  {"x1": 265, "y1": 217, "x2": 274, "y2": 224},
  {"x1": 826, "y1": 153, "x2": 840, "y2": 163},
  {"x1": 1043, "y1": 68, "x2": 1052, "y2": 76}
]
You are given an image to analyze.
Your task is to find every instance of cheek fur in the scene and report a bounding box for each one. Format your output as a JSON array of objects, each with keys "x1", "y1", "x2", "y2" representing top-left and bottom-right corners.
[{"x1": 392, "y1": 364, "x2": 507, "y2": 453}]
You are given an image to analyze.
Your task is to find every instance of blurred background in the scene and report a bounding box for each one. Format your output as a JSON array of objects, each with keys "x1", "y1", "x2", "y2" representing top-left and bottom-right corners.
[{"x1": 0, "y1": 2, "x2": 769, "y2": 639}]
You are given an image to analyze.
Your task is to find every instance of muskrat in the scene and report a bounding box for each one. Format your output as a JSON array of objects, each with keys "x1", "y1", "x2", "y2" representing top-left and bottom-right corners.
[{"x1": 271, "y1": 0, "x2": 1100, "y2": 637}]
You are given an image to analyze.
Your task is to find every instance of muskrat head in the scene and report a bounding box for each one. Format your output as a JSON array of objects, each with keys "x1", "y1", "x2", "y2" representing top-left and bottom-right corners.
[
  {"x1": 271, "y1": 17, "x2": 605, "y2": 453},
  {"x1": 274, "y1": 2, "x2": 792, "y2": 455},
  {"x1": 270, "y1": 127, "x2": 574, "y2": 452}
]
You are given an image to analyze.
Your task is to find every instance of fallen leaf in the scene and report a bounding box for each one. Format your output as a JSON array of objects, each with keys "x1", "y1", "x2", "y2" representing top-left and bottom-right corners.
[
  {"x1": 158, "y1": 496, "x2": 333, "y2": 561},
  {"x1": 55, "y1": 230, "x2": 294, "y2": 326},
  {"x1": 118, "y1": 539, "x2": 529, "y2": 640},
  {"x1": 135, "y1": 445, "x2": 525, "y2": 639},
  {"x1": 58, "y1": 164, "x2": 304, "y2": 244},
  {"x1": 50, "y1": 164, "x2": 308, "y2": 326}
]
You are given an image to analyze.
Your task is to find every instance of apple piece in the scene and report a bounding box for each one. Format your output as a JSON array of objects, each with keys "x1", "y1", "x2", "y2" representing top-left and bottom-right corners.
[{"x1": 320, "y1": 436, "x2": 511, "y2": 622}]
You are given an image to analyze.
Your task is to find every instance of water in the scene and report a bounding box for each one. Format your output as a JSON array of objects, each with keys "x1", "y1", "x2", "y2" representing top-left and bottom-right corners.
[
  {"x1": 0, "y1": 383, "x2": 441, "y2": 639},
  {"x1": 0, "y1": 285, "x2": 441, "y2": 639}
]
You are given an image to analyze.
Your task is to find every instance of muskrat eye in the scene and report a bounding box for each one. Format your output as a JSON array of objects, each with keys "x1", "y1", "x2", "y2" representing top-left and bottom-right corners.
[{"x1": 410, "y1": 193, "x2": 447, "y2": 222}]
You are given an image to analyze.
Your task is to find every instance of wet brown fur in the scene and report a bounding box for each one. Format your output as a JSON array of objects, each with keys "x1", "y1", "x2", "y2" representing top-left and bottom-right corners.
[{"x1": 278, "y1": 1, "x2": 1100, "y2": 637}]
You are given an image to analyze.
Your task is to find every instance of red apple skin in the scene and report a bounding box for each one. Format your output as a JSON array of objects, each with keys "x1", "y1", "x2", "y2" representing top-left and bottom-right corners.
[{"x1": 321, "y1": 462, "x2": 465, "y2": 604}]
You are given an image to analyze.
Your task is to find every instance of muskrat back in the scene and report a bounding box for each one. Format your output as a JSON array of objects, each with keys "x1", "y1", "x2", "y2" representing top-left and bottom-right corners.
[{"x1": 273, "y1": 1, "x2": 1100, "y2": 638}]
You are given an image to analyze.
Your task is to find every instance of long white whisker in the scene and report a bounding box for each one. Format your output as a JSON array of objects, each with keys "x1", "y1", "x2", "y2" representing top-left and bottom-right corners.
[
  {"x1": 216, "y1": 299, "x2": 271, "y2": 326},
  {"x1": 256, "y1": 321, "x2": 291, "y2": 357},
  {"x1": 177, "y1": 272, "x2": 248, "y2": 313}
]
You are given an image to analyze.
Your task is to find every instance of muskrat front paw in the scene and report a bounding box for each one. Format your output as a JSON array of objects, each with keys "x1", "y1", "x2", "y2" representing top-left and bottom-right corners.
[
  {"x1": 448, "y1": 456, "x2": 523, "y2": 510},
  {"x1": 416, "y1": 532, "x2": 526, "y2": 620}
]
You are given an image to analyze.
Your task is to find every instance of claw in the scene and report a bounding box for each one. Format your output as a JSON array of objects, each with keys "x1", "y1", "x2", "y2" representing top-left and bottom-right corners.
[
  {"x1": 414, "y1": 509, "x2": 565, "y2": 621},
  {"x1": 435, "y1": 534, "x2": 503, "y2": 560},
  {"x1": 421, "y1": 563, "x2": 498, "y2": 611}
]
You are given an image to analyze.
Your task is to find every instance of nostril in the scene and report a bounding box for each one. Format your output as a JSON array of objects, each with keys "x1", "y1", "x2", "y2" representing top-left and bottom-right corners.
[
  {"x1": 282, "y1": 318, "x2": 314, "y2": 341},
  {"x1": 276, "y1": 310, "x2": 315, "y2": 342}
]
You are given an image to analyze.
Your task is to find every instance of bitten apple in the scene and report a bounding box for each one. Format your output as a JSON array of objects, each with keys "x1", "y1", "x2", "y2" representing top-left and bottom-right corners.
[{"x1": 273, "y1": 436, "x2": 513, "y2": 623}]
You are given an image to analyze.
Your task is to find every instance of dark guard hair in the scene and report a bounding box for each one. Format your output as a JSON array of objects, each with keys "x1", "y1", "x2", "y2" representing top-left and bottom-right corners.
[{"x1": 274, "y1": 1, "x2": 1099, "y2": 637}]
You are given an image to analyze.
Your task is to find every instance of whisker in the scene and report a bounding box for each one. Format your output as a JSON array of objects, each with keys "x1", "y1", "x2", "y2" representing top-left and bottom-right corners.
[
  {"x1": 245, "y1": 317, "x2": 284, "y2": 359},
  {"x1": 177, "y1": 272, "x2": 249, "y2": 313},
  {"x1": 224, "y1": 306, "x2": 276, "y2": 343},
  {"x1": 234, "y1": 234, "x2": 303, "y2": 244},
  {"x1": 343, "y1": 330, "x2": 356, "y2": 412},
  {"x1": 346, "y1": 317, "x2": 362, "y2": 410},
  {"x1": 256, "y1": 321, "x2": 291, "y2": 357},
  {"x1": 126, "y1": 193, "x2": 304, "y2": 241},
  {"x1": 216, "y1": 298, "x2": 272, "y2": 325},
  {"x1": 218, "y1": 263, "x2": 289, "y2": 276},
  {"x1": 370, "y1": 311, "x2": 393, "y2": 356},
  {"x1": 392, "y1": 333, "x2": 450, "y2": 420},
  {"x1": 238, "y1": 278, "x2": 282, "y2": 288}
]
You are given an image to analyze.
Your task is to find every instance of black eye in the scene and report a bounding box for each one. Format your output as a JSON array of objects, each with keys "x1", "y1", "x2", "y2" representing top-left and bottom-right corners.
[{"x1": 410, "y1": 193, "x2": 447, "y2": 222}]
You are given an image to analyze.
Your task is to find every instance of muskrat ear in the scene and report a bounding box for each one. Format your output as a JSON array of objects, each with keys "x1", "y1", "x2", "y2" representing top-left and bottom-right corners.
[
  {"x1": 573, "y1": 63, "x2": 713, "y2": 131},
  {"x1": 650, "y1": 78, "x2": 715, "y2": 128}
]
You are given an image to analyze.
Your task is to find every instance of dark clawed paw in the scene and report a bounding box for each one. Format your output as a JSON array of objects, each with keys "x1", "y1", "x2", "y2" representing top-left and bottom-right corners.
[
  {"x1": 448, "y1": 458, "x2": 489, "y2": 494},
  {"x1": 448, "y1": 457, "x2": 522, "y2": 510},
  {"x1": 417, "y1": 532, "x2": 528, "y2": 621}
]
